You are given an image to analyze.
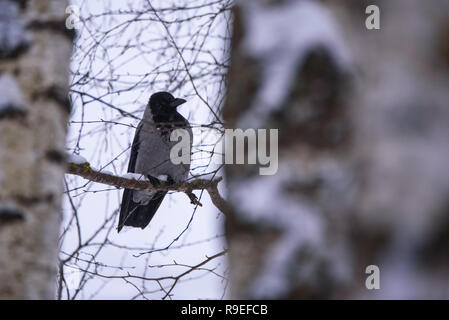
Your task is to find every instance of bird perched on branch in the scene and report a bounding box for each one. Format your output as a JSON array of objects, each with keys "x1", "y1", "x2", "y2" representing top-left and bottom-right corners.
[{"x1": 118, "y1": 92, "x2": 192, "y2": 232}]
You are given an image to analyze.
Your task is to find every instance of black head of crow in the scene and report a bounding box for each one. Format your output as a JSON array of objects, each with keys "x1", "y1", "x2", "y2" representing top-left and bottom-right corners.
[
  {"x1": 117, "y1": 92, "x2": 192, "y2": 232},
  {"x1": 149, "y1": 92, "x2": 186, "y2": 117}
]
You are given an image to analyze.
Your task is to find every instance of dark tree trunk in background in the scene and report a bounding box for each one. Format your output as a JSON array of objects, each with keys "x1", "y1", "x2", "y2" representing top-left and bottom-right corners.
[
  {"x1": 0, "y1": 0, "x2": 71, "y2": 299},
  {"x1": 224, "y1": 0, "x2": 449, "y2": 299}
]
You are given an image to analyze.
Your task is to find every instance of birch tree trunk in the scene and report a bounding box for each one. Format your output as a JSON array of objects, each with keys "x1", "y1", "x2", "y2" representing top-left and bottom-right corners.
[
  {"x1": 0, "y1": 0, "x2": 71, "y2": 299},
  {"x1": 224, "y1": 0, "x2": 449, "y2": 299}
]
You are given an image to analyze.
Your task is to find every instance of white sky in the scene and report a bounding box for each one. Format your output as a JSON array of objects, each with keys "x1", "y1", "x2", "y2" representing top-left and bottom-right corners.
[{"x1": 62, "y1": 0, "x2": 230, "y2": 299}]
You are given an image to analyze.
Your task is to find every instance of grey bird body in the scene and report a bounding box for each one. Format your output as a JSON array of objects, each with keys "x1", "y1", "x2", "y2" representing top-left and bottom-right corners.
[
  {"x1": 132, "y1": 112, "x2": 192, "y2": 204},
  {"x1": 118, "y1": 92, "x2": 192, "y2": 232}
]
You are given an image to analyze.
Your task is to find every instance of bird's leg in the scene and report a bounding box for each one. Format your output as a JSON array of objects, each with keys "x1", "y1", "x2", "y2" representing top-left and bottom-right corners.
[
  {"x1": 166, "y1": 176, "x2": 175, "y2": 185},
  {"x1": 147, "y1": 174, "x2": 161, "y2": 187},
  {"x1": 147, "y1": 174, "x2": 202, "y2": 206},
  {"x1": 185, "y1": 187, "x2": 202, "y2": 207}
]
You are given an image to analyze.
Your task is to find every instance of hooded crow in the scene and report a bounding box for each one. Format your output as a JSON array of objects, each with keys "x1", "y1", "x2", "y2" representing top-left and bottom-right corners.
[{"x1": 118, "y1": 92, "x2": 192, "y2": 232}]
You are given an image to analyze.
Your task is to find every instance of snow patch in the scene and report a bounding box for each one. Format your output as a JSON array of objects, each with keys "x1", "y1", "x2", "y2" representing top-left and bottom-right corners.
[
  {"x1": 121, "y1": 173, "x2": 148, "y2": 181},
  {"x1": 230, "y1": 163, "x2": 325, "y2": 298},
  {"x1": 0, "y1": 201, "x2": 24, "y2": 221},
  {"x1": 0, "y1": 74, "x2": 25, "y2": 115},
  {"x1": 0, "y1": 0, "x2": 30, "y2": 57},
  {"x1": 157, "y1": 174, "x2": 169, "y2": 182},
  {"x1": 190, "y1": 172, "x2": 219, "y2": 181},
  {"x1": 238, "y1": 0, "x2": 349, "y2": 128},
  {"x1": 68, "y1": 154, "x2": 88, "y2": 165}
]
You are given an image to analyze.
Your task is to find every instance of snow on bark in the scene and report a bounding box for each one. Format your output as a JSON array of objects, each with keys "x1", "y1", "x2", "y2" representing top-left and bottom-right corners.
[
  {"x1": 0, "y1": 202, "x2": 25, "y2": 224},
  {"x1": 229, "y1": 165, "x2": 325, "y2": 297},
  {"x1": 0, "y1": 0, "x2": 30, "y2": 58},
  {"x1": 0, "y1": 74, "x2": 26, "y2": 118},
  {"x1": 225, "y1": 0, "x2": 449, "y2": 299},
  {"x1": 121, "y1": 172, "x2": 149, "y2": 181},
  {"x1": 224, "y1": 0, "x2": 352, "y2": 299},
  {"x1": 67, "y1": 153, "x2": 88, "y2": 165},
  {"x1": 237, "y1": 0, "x2": 349, "y2": 129},
  {"x1": 335, "y1": 0, "x2": 449, "y2": 299}
]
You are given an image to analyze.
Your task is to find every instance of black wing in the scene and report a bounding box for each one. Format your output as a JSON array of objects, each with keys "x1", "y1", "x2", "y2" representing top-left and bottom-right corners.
[
  {"x1": 118, "y1": 124, "x2": 141, "y2": 232},
  {"x1": 127, "y1": 124, "x2": 141, "y2": 173},
  {"x1": 117, "y1": 124, "x2": 168, "y2": 232}
]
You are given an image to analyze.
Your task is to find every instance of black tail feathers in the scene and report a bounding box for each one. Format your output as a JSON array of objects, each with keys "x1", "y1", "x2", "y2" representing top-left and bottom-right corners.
[{"x1": 117, "y1": 175, "x2": 172, "y2": 232}]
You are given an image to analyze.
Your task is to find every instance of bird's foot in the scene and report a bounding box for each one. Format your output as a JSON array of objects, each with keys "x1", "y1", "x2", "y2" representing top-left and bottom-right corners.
[
  {"x1": 147, "y1": 174, "x2": 161, "y2": 187},
  {"x1": 186, "y1": 191, "x2": 202, "y2": 207}
]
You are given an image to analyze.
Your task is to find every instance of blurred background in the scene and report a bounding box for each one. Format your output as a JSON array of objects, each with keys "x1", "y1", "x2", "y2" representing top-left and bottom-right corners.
[{"x1": 0, "y1": 0, "x2": 448, "y2": 299}]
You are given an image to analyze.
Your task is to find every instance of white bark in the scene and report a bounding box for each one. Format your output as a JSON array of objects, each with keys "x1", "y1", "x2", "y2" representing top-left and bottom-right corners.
[
  {"x1": 0, "y1": 0, "x2": 71, "y2": 299},
  {"x1": 224, "y1": 0, "x2": 449, "y2": 299}
]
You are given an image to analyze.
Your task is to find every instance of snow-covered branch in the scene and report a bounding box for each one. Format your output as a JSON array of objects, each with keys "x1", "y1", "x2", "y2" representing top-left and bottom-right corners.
[{"x1": 66, "y1": 160, "x2": 229, "y2": 215}]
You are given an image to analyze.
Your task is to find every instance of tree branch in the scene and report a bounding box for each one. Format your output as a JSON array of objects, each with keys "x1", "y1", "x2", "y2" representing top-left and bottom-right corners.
[{"x1": 66, "y1": 162, "x2": 229, "y2": 216}]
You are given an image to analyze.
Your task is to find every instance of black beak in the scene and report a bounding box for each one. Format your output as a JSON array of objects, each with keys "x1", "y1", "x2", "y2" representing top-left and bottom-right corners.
[{"x1": 169, "y1": 98, "x2": 186, "y2": 108}]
